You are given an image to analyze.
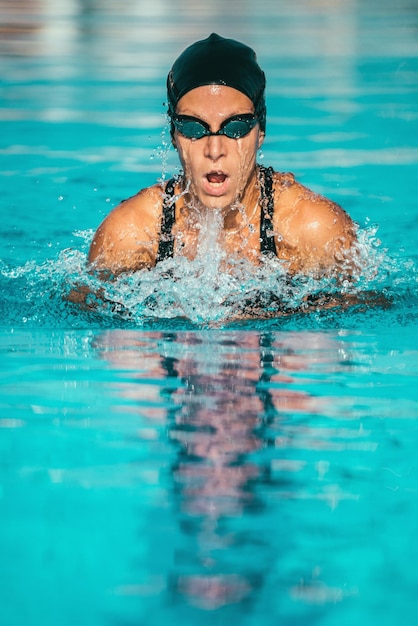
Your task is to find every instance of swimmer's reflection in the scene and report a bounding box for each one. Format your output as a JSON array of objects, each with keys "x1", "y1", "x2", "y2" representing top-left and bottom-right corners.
[{"x1": 92, "y1": 329, "x2": 331, "y2": 610}]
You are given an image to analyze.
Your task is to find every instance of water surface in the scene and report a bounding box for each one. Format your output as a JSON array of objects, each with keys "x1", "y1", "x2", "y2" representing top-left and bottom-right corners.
[{"x1": 1, "y1": 1, "x2": 418, "y2": 625}]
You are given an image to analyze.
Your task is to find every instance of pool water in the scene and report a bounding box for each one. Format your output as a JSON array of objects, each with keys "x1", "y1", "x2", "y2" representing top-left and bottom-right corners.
[{"x1": 1, "y1": 1, "x2": 418, "y2": 625}]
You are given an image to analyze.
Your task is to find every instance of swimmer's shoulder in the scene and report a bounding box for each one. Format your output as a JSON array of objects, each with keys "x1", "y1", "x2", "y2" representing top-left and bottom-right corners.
[
  {"x1": 88, "y1": 183, "x2": 165, "y2": 271},
  {"x1": 272, "y1": 170, "x2": 297, "y2": 190},
  {"x1": 270, "y1": 170, "x2": 356, "y2": 274},
  {"x1": 272, "y1": 170, "x2": 354, "y2": 233},
  {"x1": 109, "y1": 182, "x2": 165, "y2": 226},
  {"x1": 271, "y1": 170, "x2": 320, "y2": 207}
]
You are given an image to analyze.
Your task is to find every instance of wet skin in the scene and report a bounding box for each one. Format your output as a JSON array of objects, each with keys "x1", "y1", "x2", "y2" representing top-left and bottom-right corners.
[
  {"x1": 173, "y1": 85, "x2": 264, "y2": 212},
  {"x1": 87, "y1": 85, "x2": 357, "y2": 278}
]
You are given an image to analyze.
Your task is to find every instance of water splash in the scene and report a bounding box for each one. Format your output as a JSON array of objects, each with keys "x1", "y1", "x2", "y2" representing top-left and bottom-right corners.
[{"x1": 0, "y1": 225, "x2": 417, "y2": 330}]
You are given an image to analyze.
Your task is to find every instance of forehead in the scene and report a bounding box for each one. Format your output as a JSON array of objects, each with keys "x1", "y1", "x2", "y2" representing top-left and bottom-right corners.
[{"x1": 176, "y1": 85, "x2": 254, "y2": 118}]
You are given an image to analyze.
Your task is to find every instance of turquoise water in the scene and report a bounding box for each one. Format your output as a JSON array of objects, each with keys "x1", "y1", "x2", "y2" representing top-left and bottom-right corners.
[{"x1": 1, "y1": 1, "x2": 418, "y2": 625}]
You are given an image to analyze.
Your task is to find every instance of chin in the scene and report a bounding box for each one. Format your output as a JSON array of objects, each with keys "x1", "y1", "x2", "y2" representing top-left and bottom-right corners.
[{"x1": 197, "y1": 190, "x2": 236, "y2": 210}]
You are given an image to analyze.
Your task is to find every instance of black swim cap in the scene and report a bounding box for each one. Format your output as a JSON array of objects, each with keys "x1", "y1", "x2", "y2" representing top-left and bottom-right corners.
[{"x1": 167, "y1": 33, "x2": 266, "y2": 132}]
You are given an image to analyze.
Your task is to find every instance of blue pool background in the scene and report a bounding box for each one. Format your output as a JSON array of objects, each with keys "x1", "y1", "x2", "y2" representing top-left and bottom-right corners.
[{"x1": 1, "y1": 1, "x2": 418, "y2": 625}]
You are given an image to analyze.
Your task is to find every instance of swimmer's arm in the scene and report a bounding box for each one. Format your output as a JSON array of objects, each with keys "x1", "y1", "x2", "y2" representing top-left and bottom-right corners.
[
  {"x1": 88, "y1": 219, "x2": 154, "y2": 277},
  {"x1": 66, "y1": 188, "x2": 162, "y2": 309},
  {"x1": 66, "y1": 213, "x2": 153, "y2": 310}
]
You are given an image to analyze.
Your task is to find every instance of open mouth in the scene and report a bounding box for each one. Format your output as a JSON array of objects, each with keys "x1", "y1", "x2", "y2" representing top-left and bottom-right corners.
[{"x1": 206, "y1": 171, "x2": 228, "y2": 185}]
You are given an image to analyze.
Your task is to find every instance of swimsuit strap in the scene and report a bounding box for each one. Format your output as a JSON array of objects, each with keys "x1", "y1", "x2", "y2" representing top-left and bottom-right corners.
[
  {"x1": 156, "y1": 177, "x2": 177, "y2": 262},
  {"x1": 156, "y1": 167, "x2": 278, "y2": 263},
  {"x1": 258, "y1": 165, "x2": 278, "y2": 257}
]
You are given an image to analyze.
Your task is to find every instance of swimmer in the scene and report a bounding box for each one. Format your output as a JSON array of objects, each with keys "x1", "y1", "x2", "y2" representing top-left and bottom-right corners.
[{"x1": 88, "y1": 33, "x2": 357, "y2": 280}]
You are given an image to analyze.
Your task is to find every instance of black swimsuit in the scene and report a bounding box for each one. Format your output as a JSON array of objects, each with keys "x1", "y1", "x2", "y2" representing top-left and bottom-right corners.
[{"x1": 156, "y1": 165, "x2": 278, "y2": 263}]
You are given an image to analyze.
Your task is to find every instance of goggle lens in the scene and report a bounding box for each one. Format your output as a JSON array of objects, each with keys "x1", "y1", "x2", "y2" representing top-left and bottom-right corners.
[{"x1": 173, "y1": 114, "x2": 258, "y2": 139}]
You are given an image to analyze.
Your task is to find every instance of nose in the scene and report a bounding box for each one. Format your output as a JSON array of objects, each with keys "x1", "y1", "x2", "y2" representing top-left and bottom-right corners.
[{"x1": 203, "y1": 134, "x2": 227, "y2": 161}]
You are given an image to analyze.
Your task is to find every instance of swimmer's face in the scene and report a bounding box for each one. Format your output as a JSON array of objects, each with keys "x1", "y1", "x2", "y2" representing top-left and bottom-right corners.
[{"x1": 173, "y1": 85, "x2": 264, "y2": 210}]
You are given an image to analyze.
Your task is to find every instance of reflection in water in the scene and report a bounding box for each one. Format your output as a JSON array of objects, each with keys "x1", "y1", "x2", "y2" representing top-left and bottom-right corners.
[
  {"x1": 167, "y1": 334, "x2": 268, "y2": 609},
  {"x1": 92, "y1": 328, "x2": 357, "y2": 612}
]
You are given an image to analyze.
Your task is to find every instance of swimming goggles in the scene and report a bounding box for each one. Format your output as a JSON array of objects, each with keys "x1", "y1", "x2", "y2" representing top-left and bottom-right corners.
[{"x1": 172, "y1": 113, "x2": 258, "y2": 139}]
